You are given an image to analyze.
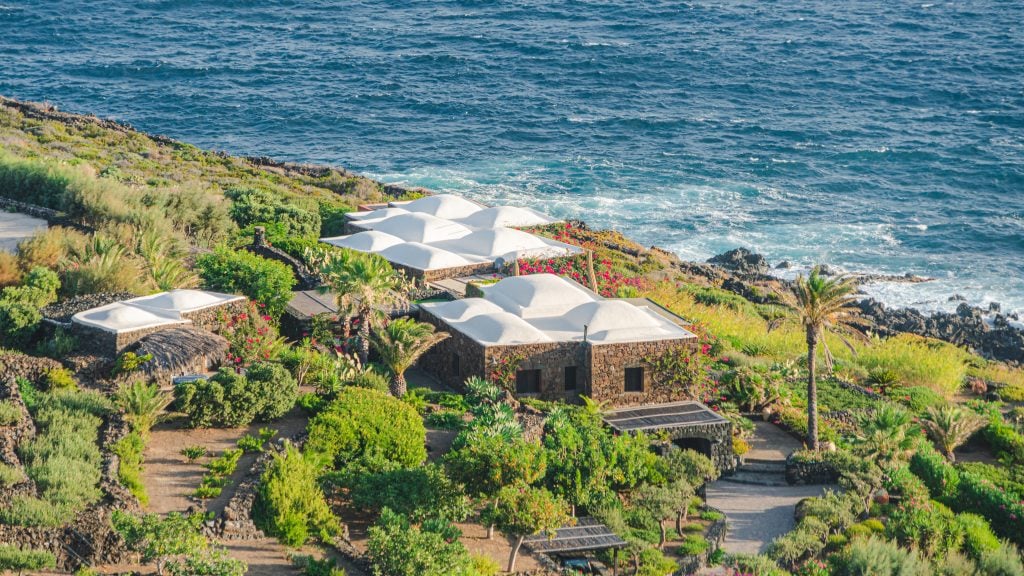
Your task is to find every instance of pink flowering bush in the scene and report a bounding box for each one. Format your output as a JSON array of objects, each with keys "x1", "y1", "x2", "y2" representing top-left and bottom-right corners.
[{"x1": 219, "y1": 302, "x2": 285, "y2": 367}]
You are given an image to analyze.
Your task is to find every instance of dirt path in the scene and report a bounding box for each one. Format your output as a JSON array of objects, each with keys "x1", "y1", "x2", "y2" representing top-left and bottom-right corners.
[
  {"x1": 707, "y1": 481, "x2": 827, "y2": 554},
  {"x1": 142, "y1": 408, "x2": 309, "y2": 515}
]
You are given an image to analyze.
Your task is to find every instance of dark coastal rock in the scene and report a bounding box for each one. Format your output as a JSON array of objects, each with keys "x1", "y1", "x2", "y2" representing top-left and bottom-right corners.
[
  {"x1": 776, "y1": 260, "x2": 792, "y2": 269},
  {"x1": 707, "y1": 248, "x2": 769, "y2": 275},
  {"x1": 948, "y1": 294, "x2": 967, "y2": 302},
  {"x1": 857, "y1": 298, "x2": 1024, "y2": 365}
]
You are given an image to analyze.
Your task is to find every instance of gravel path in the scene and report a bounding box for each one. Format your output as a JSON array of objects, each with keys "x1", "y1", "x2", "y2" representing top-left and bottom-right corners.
[{"x1": 707, "y1": 481, "x2": 826, "y2": 554}]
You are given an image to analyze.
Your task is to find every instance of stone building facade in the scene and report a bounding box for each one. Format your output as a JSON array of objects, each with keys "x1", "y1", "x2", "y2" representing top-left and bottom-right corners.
[{"x1": 419, "y1": 307, "x2": 698, "y2": 406}]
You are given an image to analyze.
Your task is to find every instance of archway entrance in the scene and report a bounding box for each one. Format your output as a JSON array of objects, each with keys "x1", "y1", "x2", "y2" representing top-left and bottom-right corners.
[{"x1": 673, "y1": 436, "x2": 713, "y2": 459}]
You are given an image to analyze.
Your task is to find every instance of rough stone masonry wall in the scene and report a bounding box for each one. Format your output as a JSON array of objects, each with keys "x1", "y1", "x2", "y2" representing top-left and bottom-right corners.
[
  {"x1": 589, "y1": 338, "x2": 698, "y2": 408},
  {"x1": 0, "y1": 377, "x2": 37, "y2": 506},
  {"x1": 416, "y1": 308, "x2": 487, "y2": 390},
  {"x1": 180, "y1": 300, "x2": 248, "y2": 332},
  {"x1": 486, "y1": 341, "x2": 587, "y2": 402}
]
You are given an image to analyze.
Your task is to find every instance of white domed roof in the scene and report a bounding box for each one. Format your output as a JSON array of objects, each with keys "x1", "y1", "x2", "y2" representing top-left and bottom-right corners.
[
  {"x1": 437, "y1": 228, "x2": 551, "y2": 259},
  {"x1": 366, "y1": 213, "x2": 473, "y2": 243},
  {"x1": 482, "y1": 274, "x2": 597, "y2": 318},
  {"x1": 347, "y1": 207, "x2": 410, "y2": 221},
  {"x1": 458, "y1": 206, "x2": 557, "y2": 229},
  {"x1": 421, "y1": 298, "x2": 505, "y2": 322},
  {"x1": 379, "y1": 242, "x2": 474, "y2": 270},
  {"x1": 395, "y1": 194, "x2": 484, "y2": 219},
  {"x1": 322, "y1": 231, "x2": 405, "y2": 252},
  {"x1": 456, "y1": 313, "x2": 552, "y2": 345},
  {"x1": 127, "y1": 289, "x2": 245, "y2": 314},
  {"x1": 72, "y1": 302, "x2": 189, "y2": 334},
  {"x1": 564, "y1": 301, "x2": 662, "y2": 332}
]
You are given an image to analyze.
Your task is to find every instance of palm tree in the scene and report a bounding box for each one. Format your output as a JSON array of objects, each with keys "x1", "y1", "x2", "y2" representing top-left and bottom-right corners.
[
  {"x1": 317, "y1": 250, "x2": 408, "y2": 365},
  {"x1": 920, "y1": 405, "x2": 986, "y2": 462},
  {"x1": 370, "y1": 318, "x2": 448, "y2": 397},
  {"x1": 115, "y1": 380, "x2": 174, "y2": 437},
  {"x1": 852, "y1": 405, "x2": 920, "y2": 469},
  {"x1": 779, "y1": 267, "x2": 863, "y2": 450}
]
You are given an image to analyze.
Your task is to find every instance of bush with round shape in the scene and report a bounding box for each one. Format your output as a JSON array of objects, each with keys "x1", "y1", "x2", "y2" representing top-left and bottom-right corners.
[
  {"x1": 305, "y1": 387, "x2": 426, "y2": 472},
  {"x1": 366, "y1": 508, "x2": 472, "y2": 576},
  {"x1": 0, "y1": 545, "x2": 56, "y2": 576},
  {"x1": 253, "y1": 443, "x2": 340, "y2": 547},
  {"x1": 196, "y1": 246, "x2": 295, "y2": 317},
  {"x1": 828, "y1": 535, "x2": 930, "y2": 576}
]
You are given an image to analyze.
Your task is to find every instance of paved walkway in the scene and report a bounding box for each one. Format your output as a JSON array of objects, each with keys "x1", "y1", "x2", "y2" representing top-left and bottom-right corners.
[
  {"x1": 707, "y1": 481, "x2": 826, "y2": 554},
  {"x1": 0, "y1": 211, "x2": 47, "y2": 252},
  {"x1": 745, "y1": 419, "x2": 804, "y2": 460}
]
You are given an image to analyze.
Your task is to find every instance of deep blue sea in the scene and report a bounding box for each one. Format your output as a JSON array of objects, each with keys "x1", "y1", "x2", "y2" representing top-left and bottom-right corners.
[{"x1": 2, "y1": 1, "x2": 1023, "y2": 315}]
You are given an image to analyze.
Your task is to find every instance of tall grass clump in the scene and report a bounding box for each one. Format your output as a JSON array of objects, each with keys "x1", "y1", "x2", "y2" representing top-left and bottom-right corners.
[{"x1": 855, "y1": 334, "x2": 969, "y2": 396}]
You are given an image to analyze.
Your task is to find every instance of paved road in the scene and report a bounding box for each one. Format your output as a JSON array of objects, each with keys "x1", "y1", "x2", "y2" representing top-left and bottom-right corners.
[
  {"x1": 707, "y1": 481, "x2": 827, "y2": 554},
  {"x1": 745, "y1": 419, "x2": 804, "y2": 460},
  {"x1": 0, "y1": 211, "x2": 47, "y2": 253}
]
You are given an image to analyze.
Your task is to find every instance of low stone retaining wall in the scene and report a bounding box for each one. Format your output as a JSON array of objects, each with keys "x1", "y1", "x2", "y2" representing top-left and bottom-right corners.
[
  {"x1": 674, "y1": 507, "x2": 728, "y2": 575},
  {"x1": 785, "y1": 453, "x2": 841, "y2": 486}
]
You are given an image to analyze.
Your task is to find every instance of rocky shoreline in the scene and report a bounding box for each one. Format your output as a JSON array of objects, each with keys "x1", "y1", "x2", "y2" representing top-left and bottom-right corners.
[{"x1": 702, "y1": 248, "x2": 1024, "y2": 366}]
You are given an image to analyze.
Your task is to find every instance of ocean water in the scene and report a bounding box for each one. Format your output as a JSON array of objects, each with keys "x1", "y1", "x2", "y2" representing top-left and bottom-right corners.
[{"x1": 2, "y1": 1, "x2": 1023, "y2": 315}]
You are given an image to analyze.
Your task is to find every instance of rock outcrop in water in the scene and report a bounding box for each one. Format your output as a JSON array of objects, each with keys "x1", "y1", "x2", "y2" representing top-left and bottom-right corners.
[{"x1": 707, "y1": 248, "x2": 770, "y2": 275}]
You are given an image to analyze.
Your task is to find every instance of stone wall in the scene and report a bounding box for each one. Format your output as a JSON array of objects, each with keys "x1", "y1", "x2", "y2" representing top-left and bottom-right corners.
[
  {"x1": 785, "y1": 453, "x2": 841, "y2": 486},
  {"x1": 486, "y1": 342, "x2": 587, "y2": 403},
  {"x1": 417, "y1": 309, "x2": 487, "y2": 390},
  {"x1": 0, "y1": 352, "x2": 64, "y2": 384},
  {"x1": 181, "y1": 299, "x2": 248, "y2": 332},
  {"x1": 673, "y1": 506, "x2": 728, "y2": 576},
  {"x1": 588, "y1": 338, "x2": 697, "y2": 407},
  {"x1": 0, "y1": 377, "x2": 36, "y2": 505},
  {"x1": 665, "y1": 420, "x2": 735, "y2": 473},
  {"x1": 70, "y1": 322, "x2": 172, "y2": 357}
]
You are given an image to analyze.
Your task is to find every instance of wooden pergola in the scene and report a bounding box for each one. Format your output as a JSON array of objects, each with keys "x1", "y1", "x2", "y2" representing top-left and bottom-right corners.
[{"x1": 523, "y1": 517, "x2": 628, "y2": 575}]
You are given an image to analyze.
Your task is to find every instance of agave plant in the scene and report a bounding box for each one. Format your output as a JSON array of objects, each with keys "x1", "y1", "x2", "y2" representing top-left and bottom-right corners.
[{"x1": 920, "y1": 404, "x2": 987, "y2": 462}]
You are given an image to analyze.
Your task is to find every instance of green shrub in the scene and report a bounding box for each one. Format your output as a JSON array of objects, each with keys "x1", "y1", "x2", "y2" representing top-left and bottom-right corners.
[
  {"x1": 637, "y1": 548, "x2": 679, "y2": 576},
  {"x1": 723, "y1": 553, "x2": 788, "y2": 576},
  {"x1": 425, "y1": 410, "x2": 464, "y2": 430},
  {"x1": 14, "y1": 389, "x2": 105, "y2": 524},
  {"x1": 204, "y1": 449, "x2": 243, "y2": 477},
  {"x1": 0, "y1": 268, "x2": 60, "y2": 348},
  {"x1": 983, "y1": 419, "x2": 1024, "y2": 465},
  {"x1": 957, "y1": 462, "x2": 1024, "y2": 499},
  {"x1": 253, "y1": 443, "x2": 340, "y2": 547},
  {"x1": 1001, "y1": 384, "x2": 1024, "y2": 402},
  {"x1": 677, "y1": 534, "x2": 710, "y2": 556},
  {"x1": 166, "y1": 546, "x2": 247, "y2": 576},
  {"x1": 174, "y1": 364, "x2": 295, "y2": 428},
  {"x1": 883, "y1": 466, "x2": 930, "y2": 504},
  {"x1": 112, "y1": 431, "x2": 148, "y2": 506},
  {"x1": 227, "y1": 187, "x2": 321, "y2": 239},
  {"x1": 0, "y1": 496, "x2": 71, "y2": 527},
  {"x1": 366, "y1": 508, "x2": 472, "y2": 576},
  {"x1": 957, "y1": 512, "x2": 1000, "y2": 560},
  {"x1": 192, "y1": 486, "x2": 221, "y2": 499},
  {"x1": 885, "y1": 500, "x2": 962, "y2": 558},
  {"x1": 306, "y1": 387, "x2": 426, "y2": 472},
  {"x1": 196, "y1": 246, "x2": 295, "y2": 316},
  {"x1": 828, "y1": 535, "x2": 930, "y2": 576},
  {"x1": 896, "y1": 386, "x2": 946, "y2": 413},
  {"x1": 291, "y1": 554, "x2": 347, "y2": 576},
  {"x1": 237, "y1": 434, "x2": 264, "y2": 453},
  {"x1": 15, "y1": 378, "x2": 38, "y2": 413},
  {"x1": 0, "y1": 544, "x2": 57, "y2": 575},
  {"x1": 44, "y1": 368, "x2": 77, "y2": 391},
  {"x1": 957, "y1": 471, "x2": 1024, "y2": 546},
  {"x1": 0, "y1": 462, "x2": 25, "y2": 487},
  {"x1": 0, "y1": 400, "x2": 21, "y2": 426},
  {"x1": 700, "y1": 509, "x2": 725, "y2": 522},
  {"x1": 347, "y1": 464, "x2": 471, "y2": 523},
  {"x1": 180, "y1": 445, "x2": 207, "y2": 462},
  {"x1": 767, "y1": 521, "x2": 826, "y2": 569},
  {"x1": 909, "y1": 444, "x2": 959, "y2": 499},
  {"x1": 977, "y1": 541, "x2": 1024, "y2": 576}
]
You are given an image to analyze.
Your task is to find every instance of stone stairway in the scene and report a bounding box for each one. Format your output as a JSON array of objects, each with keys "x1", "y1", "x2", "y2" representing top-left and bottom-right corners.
[{"x1": 722, "y1": 458, "x2": 789, "y2": 487}]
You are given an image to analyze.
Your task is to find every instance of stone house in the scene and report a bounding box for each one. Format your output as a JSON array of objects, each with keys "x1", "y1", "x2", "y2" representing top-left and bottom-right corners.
[
  {"x1": 70, "y1": 289, "x2": 246, "y2": 356},
  {"x1": 418, "y1": 274, "x2": 699, "y2": 407}
]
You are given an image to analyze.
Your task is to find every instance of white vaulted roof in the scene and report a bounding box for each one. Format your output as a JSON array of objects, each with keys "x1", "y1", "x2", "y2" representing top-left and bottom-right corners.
[
  {"x1": 433, "y1": 228, "x2": 552, "y2": 259},
  {"x1": 359, "y1": 212, "x2": 473, "y2": 243},
  {"x1": 326, "y1": 194, "x2": 579, "y2": 275},
  {"x1": 456, "y1": 313, "x2": 553, "y2": 345},
  {"x1": 378, "y1": 242, "x2": 478, "y2": 271},
  {"x1": 481, "y1": 274, "x2": 598, "y2": 319},
  {"x1": 394, "y1": 194, "x2": 484, "y2": 219},
  {"x1": 457, "y1": 205, "x2": 558, "y2": 229},
  {"x1": 127, "y1": 289, "x2": 245, "y2": 315},
  {"x1": 72, "y1": 302, "x2": 189, "y2": 334},
  {"x1": 422, "y1": 273, "x2": 695, "y2": 346},
  {"x1": 322, "y1": 230, "x2": 405, "y2": 252}
]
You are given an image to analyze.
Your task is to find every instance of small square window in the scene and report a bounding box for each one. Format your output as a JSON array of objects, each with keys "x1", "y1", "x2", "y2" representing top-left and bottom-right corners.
[
  {"x1": 564, "y1": 366, "x2": 578, "y2": 391},
  {"x1": 516, "y1": 369, "x2": 542, "y2": 394},
  {"x1": 624, "y1": 367, "x2": 644, "y2": 392},
  {"x1": 451, "y1": 353, "x2": 460, "y2": 376}
]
